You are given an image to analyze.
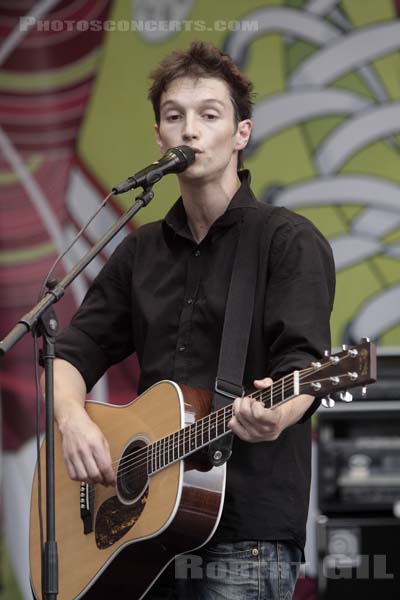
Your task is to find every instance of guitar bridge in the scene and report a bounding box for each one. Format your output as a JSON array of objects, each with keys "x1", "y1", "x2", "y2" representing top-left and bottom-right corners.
[{"x1": 80, "y1": 482, "x2": 94, "y2": 534}]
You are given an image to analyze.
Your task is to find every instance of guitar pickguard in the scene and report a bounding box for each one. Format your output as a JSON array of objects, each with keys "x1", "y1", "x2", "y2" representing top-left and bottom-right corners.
[{"x1": 95, "y1": 489, "x2": 148, "y2": 549}]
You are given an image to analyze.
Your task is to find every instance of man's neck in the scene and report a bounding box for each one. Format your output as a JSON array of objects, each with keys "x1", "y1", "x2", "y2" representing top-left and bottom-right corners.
[{"x1": 179, "y1": 173, "x2": 242, "y2": 243}]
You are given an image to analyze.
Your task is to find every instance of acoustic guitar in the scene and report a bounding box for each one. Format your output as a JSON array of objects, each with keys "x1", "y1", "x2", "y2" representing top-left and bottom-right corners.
[{"x1": 30, "y1": 339, "x2": 376, "y2": 599}]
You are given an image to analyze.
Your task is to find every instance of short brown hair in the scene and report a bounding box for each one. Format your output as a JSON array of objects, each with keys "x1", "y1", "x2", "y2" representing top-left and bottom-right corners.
[{"x1": 148, "y1": 41, "x2": 254, "y2": 169}]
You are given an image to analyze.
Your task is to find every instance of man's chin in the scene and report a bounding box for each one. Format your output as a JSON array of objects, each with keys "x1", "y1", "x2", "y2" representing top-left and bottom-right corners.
[{"x1": 179, "y1": 165, "x2": 206, "y2": 181}]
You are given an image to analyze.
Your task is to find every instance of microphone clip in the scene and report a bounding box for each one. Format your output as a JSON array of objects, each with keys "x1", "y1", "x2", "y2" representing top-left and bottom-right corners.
[{"x1": 136, "y1": 186, "x2": 154, "y2": 207}]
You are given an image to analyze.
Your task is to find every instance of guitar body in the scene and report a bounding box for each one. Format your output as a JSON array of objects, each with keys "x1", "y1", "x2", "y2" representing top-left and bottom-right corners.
[{"x1": 30, "y1": 381, "x2": 226, "y2": 600}]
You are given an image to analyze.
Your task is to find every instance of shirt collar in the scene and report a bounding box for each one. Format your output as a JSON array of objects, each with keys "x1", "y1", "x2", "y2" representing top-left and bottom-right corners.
[{"x1": 164, "y1": 170, "x2": 257, "y2": 240}]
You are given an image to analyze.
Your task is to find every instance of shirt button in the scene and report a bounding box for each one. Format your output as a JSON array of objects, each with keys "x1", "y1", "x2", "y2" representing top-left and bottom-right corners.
[
  {"x1": 178, "y1": 345, "x2": 186, "y2": 352},
  {"x1": 194, "y1": 249, "x2": 201, "y2": 257},
  {"x1": 251, "y1": 548, "x2": 259, "y2": 557},
  {"x1": 186, "y1": 298, "x2": 193, "y2": 305}
]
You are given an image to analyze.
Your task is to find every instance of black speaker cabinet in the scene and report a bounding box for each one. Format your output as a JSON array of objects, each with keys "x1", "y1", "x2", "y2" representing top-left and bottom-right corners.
[{"x1": 317, "y1": 515, "x2": 400, "y2": 599}]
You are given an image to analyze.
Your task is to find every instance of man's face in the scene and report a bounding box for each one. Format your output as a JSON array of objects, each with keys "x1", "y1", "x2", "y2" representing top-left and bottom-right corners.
[{"x1": 155, "y1": 77, "x2": 251, "y2": 183}]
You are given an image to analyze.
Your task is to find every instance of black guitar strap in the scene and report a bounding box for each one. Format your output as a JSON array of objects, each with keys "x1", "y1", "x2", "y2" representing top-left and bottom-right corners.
[{"x1": 208, "y1": 210, "x2": 260, "y2": 467}]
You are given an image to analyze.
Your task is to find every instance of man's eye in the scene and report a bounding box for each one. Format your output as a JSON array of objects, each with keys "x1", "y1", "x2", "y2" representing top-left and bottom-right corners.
[
  {"x1": 166, "y1": 114, "x2": 181, "y2": 121},
  {"x1": 204, "y1": 113, "x2": 218, "y2": 120}
]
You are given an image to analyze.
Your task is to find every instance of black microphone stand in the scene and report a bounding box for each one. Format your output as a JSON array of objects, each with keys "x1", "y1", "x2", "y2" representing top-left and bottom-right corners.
[{"x1": 0, "y1": 186, "x2": 154, "y2": 600}]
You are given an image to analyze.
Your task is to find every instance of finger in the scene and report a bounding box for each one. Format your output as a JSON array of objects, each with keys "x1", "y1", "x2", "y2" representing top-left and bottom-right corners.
[
  {"x1": 256, "y1": 405, "x2": 282, "y2": 427},
  {"x1": 73, "y1": 444, "x2": 105, "y2": 484},
  {"x1": 231, "y1": 399, "x2": 264, "y2": 437},
  {"x1": 232, "y1": 397, "x2": 243, "y2": 414},
  {"x1": 94, "y1": 444, "x2": 116, "y2": 486},
  {"x1": 254, "y1": 377, "x2": 273, "y2": 389},
  {"x1": 82, "y1": 453, "x2": 105, "y2": 484},
  {"x1": 228, "y1": 416, "x2": 252, "y2": 441},
  {"x1": 251, "y1": 400, "x2": 267, "y2": 420},
  {"x1": 234, "y1": 397, "x2": 259, "y2": 427},
  {"x1": 65, "y1": 459, "x2": 78, "y2": 482},
  {"x1": 67, "y1": 454, "x2": 90, "y2": 482}
]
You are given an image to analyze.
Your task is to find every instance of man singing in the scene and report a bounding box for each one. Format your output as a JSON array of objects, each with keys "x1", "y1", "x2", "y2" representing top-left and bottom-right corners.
[{"x1": 51, "y1": 41, "x2": 335, "y2": 599}]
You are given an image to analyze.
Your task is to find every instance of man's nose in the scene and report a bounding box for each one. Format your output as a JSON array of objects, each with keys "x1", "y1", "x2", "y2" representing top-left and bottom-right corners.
[{"x1": 182, "y1": 115, "x2": 199, "y2": 141}]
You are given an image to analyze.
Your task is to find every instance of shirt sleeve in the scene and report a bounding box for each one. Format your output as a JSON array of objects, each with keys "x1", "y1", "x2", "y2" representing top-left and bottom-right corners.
[
  {"x1": 264, "y1": 215, "x2": 336, "y2": 422},
  {"x1": 55, "y1": 235, "x2": 136, "y2": 392}
]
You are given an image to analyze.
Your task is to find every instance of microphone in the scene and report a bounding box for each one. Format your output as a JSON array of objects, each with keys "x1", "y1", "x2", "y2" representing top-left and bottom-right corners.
[{"x1": 112, "y1": 145, "x2": 196, "y2": 195}]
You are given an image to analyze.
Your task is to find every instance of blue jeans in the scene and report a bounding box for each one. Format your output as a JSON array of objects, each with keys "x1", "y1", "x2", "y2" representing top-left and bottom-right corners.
[{"x1": 149, "y1": 540, "x2": 302, "y2": 599}]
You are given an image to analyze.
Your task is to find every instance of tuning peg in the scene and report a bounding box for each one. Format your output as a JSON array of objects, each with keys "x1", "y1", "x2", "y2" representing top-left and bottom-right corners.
[
  {"x1": 324, "y1": 349, "x2": 330, "y2": 357},
  {"x1": 341, "y1": 344, "x2": 348, "y2": 351},
  {"x1": 361, "y1": 337, "x2": 370, "y2": 343},
  {"x1": 339, "y1": 391, "x2": 353, "y2": 402},
  {"x1": 361, "y1": 386, "x2": 367, "y2": 397},
  {"x1": 322, "y1": 396, "x2": 335, "y2": 408}
]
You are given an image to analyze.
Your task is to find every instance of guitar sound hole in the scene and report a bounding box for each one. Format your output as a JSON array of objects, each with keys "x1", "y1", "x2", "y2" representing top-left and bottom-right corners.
[{"x1": 117, "y1": 438, "x2": 149, "y2": 504}]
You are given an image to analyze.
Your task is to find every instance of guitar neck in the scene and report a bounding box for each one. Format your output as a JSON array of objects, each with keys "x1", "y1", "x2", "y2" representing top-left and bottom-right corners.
[
  {"x1": 146, "y1": 339, "x2": 377, "y2": 474},
  {"x1": 147, "y1": 372, "x2": 299, "y2": 475}
]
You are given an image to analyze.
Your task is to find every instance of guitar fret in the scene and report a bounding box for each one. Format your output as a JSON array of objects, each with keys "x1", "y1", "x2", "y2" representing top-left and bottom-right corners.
[
  {"x1": 161, "y1": 437, "x2": 164, "y2": 469},
  {"x1": 191, "y1": 423, "x2": 196, "y2": 451},
  {"x1": 223, "y1": 407, "x2": 228, "y2": 434}
]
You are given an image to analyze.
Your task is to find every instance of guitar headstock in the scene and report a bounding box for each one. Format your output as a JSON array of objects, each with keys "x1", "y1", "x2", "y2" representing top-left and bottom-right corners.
[{"x1": 300, "y1": 339, "x2": 377, "y2": 406}]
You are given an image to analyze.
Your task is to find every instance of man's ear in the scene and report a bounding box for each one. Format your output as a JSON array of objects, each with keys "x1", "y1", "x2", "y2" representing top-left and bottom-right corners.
[
  {"x1": 235, "y1": 119, "x2": 252, "y2": 151},
  {"x1": 154, "y1": 123, "x2": 165, "y2": 152}
]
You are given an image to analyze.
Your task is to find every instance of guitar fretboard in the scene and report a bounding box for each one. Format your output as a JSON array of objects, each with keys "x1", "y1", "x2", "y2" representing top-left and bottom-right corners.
[{"x1": 147, "y1": 372, "x2": 298, "y2": 475}]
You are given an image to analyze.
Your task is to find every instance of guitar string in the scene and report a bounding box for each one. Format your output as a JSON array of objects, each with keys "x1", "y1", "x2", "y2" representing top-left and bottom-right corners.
[{"x1": 85, "y1": 359, "x2": 351, "y2": 493}]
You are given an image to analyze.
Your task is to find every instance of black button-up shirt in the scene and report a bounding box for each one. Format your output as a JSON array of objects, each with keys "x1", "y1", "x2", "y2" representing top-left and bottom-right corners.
[{"x1": 55, "y1": 171, "x2": 335, "y2": 551}]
